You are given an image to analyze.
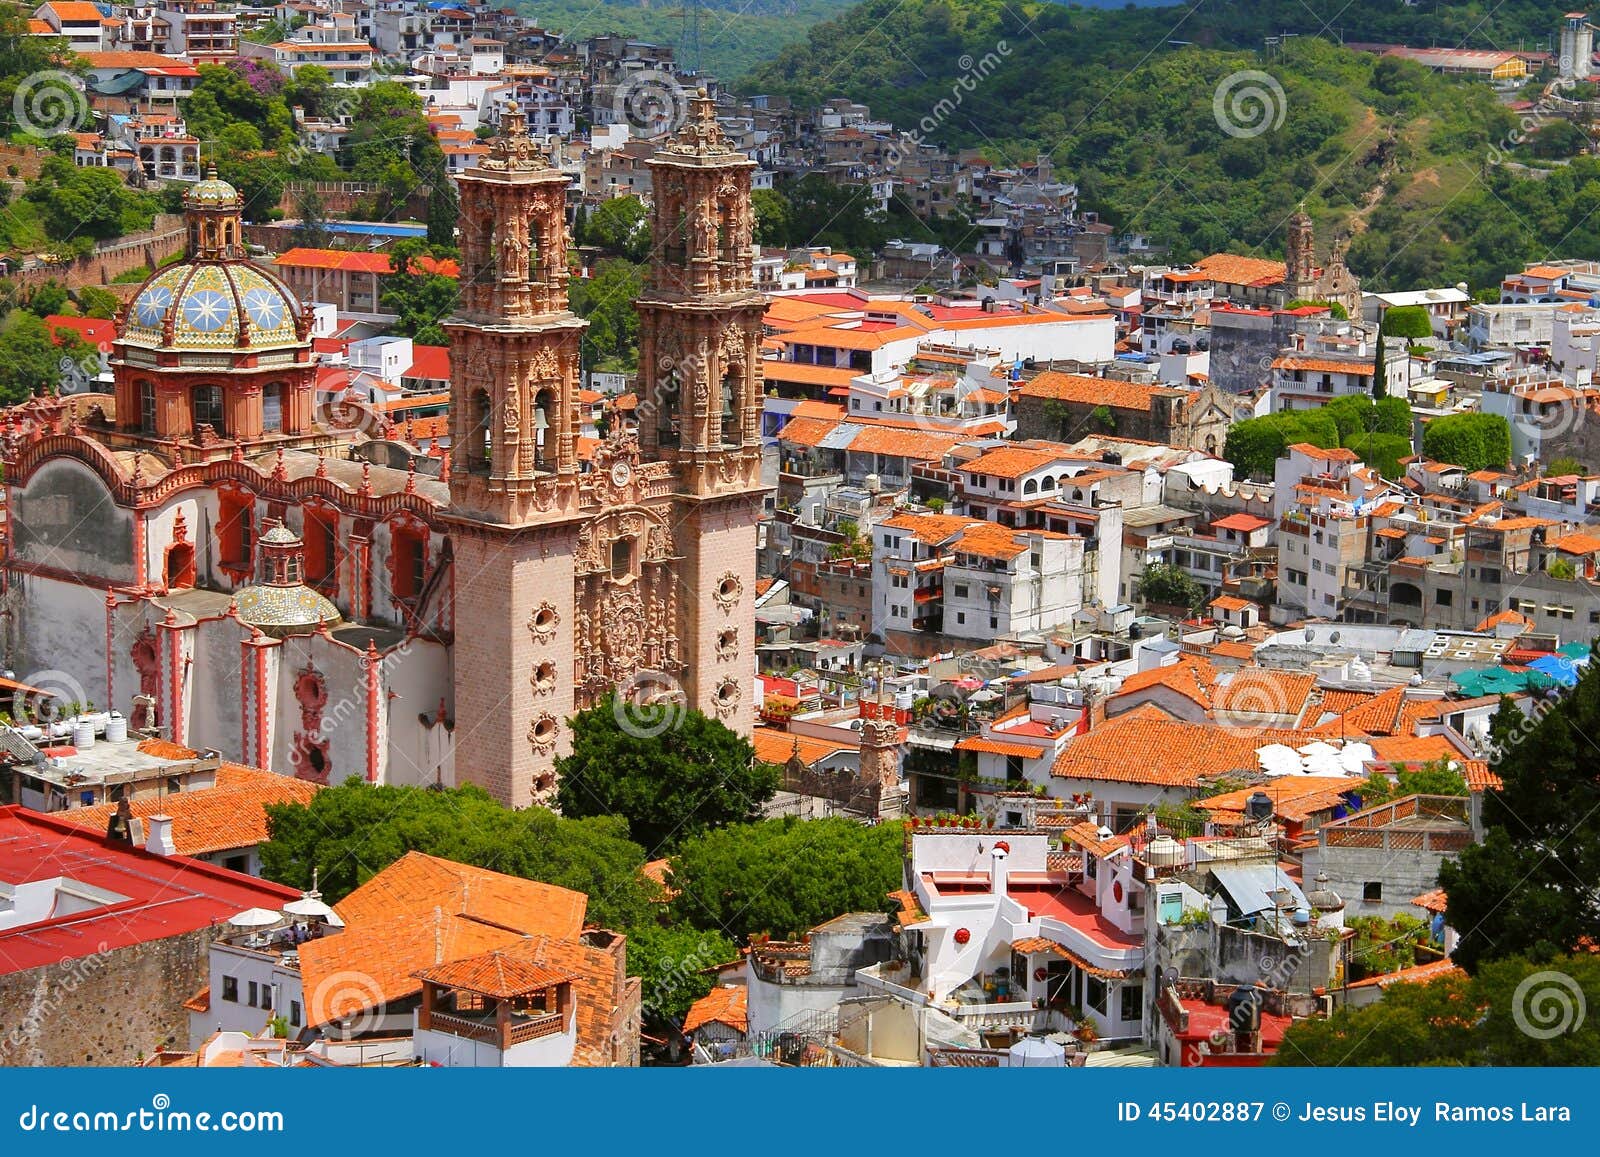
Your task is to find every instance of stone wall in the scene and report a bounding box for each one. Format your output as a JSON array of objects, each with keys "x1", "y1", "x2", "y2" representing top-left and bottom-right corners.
[
  {"x1": 0, "y1": 929, "x2": 216, "y2": 1066},
  {"x1": 9, "y1": 215, "x2": 185, "y2": 292}
]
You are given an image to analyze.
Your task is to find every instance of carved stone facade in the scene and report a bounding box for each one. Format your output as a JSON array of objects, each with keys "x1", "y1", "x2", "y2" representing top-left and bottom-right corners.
[
  {"x1": 1283, "y1": 209, "x2": 1361, "y2": 319},
  {"x1": 446, "y1": 95, "x2": 768, "y2": 808}
]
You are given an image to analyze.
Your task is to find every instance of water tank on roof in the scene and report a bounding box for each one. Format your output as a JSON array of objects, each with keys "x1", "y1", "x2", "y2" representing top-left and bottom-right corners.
[
  {"x1": 1146, "y1": 835, "x2": 1184, "y2": 869},
  {"x1": 865, "y1": 473, "x2": 881, "y2": 494},
  {"x1": 1245, "y1": 791, "x2": 1274, "y2": 823},
  {"x1": 1006, "y1": 1037, "x2": 1066, "y2": 1067},
  {"x1": 1226, "y1": 984, "x2": 1262, "y2": 1031},
  {"x1": 1172, "y1": 338, "x2": 1191, "y2": 354}
]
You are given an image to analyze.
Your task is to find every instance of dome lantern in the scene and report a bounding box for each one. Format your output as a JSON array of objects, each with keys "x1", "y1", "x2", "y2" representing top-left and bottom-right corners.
[{"x1": 185, "y1": 163, "x2": 244, "y2": 261}]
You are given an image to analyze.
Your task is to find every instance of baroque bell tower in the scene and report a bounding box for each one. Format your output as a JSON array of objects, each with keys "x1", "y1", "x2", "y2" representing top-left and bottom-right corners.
[
  {"x1": 444, "y1": 98, "x2": 767, "y2": 809},
  {"x1": 638, "y1": 91, "x2": 768, "y2": 731}
]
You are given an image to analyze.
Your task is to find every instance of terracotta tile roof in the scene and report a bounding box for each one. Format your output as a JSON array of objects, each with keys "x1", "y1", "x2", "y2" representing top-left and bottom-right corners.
[
  {"x1": 182, "y1": 986, "x2": 210, "y2": 1014},
  {"x1": 759, "y1": 361, "x2": 858, "y2": 387},
  {"x1": 137, "y1": 737, "x2": 200, "y2": 760},
  {"x1": 55, "y1": 763, "x2": 319, "y2": 856},
  {"x1": 1323, "y1": 684, "x2": 1409, "y2": 736},
  {"x1": 1476, "y1": 609, "x2": 1535, "y2": 632},
  {"x1": 1209, "y1": 595, "x2": 1253, "y2": 612},
  {"x1": 952, "y1": 522, "x2": 1066, "y2": 561},
  {"x1": 1059, "y1": 820, "x2": 1129, "y2": 857},
  {"x1": 1208, "y1": 640, "x2": 1255, "y2": 661},
  {"x1": 1111, "y1": 656, "x2": 1217, "y2": 710},
  {"x1": 959, "y1": 445, "x2": 1067, "y2": 479},
  {"x1": 1549, "y1": 531, "x2": 1600, "y2": 555},
  {"x1": 791, "y1": 400, "x2": 845, "y2": 420},
  {"x1": 956, "y1": 736, "x2": 1048, "y2": 758},
  {"x1": 1343, "y1": 960, "x2": 1464, "y2": 990},
  {"x1": 413, "y1": 940, "x2": 577, "y2": 998},
  {"x1": 683, "y1": 985, "x2": 748, "y2": 1035},
  {"x1": 1052, "y1": 706, "x2": 1314, "y2": 785},
  {"x1": 751, "y1": 726, "x2": 856, "y2": 767},
  {"x1": 1368, "y1": 733, "x2": 1469, "y2": 766},
  {"x1": 333, "y1": 851, "x2": 588, "y2": 940},
  {"x1": 1194, "y1": 252, "x2": 1286, "y2": 286},
  {"x1": 1020, "y1": 371, "x2": 1183, "y2": 412},
  {"x1": 1287, "y1": 443, "x2": 1360, "y2": 462},
  {"x1": 1212, "y1": 513, "x2": 1271, "y2": 532},
  {"x1": 776, "y1": 416, "x2": 838, "y2": 448},
  {"x1": 881, "y1": 511, "x2": 982, "y2": 545},
  {"x1": 1213, "y1": 668, "x2": 1316, "y2": 720},
  {"x1": 888, "y1": 888, "x2": 928, "y2": 929},
  {"x1": 1461, "y1": 759, "x2": 1502, "y2": 791},
  {"x1": 1195, "y1": 776, "x2": 1355, "y2": 824},
  {"x1": 1273, "y1": 356, "x2": 1374, "y2": 376},
  {"x1": 1410, "y1": 888, "x2": 1448, "y2": 914},
  {"x1": 274, "y1": 247, "x2": 459, "y2": 278},
  {"x1": 847, "y1": 424, "x2": 964, "y2": 460},
  {"x1": 1011, "y1": 936, "x2": 1066, "y2": 955},
  {"x1": 1011, "y1": 934, "x2": 1137, "y2": 978}
]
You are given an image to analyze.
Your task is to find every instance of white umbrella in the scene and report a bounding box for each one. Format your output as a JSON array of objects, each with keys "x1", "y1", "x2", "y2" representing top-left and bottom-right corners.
[
  {"x1": 282, "y1": 897, "x2": 345, "y2": 927},
  {"x1": 228, "y1": 907, "x2": 286, "y2": 929}
]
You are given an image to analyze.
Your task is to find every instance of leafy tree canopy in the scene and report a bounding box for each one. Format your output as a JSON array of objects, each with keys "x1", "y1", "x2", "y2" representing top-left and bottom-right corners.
[
  {"x1": 1380, "y1": 304, "x2": 1434, "y2": 339},
  {"x1": 1421, "y1": 412, "x2": 1511, "y2": 472},
  {"x1": 1273, "y1": 954, "x2": 1600, "y2": 1066},
  {"x1": 1137, "y1": 562, "x2": 1205, "y2": 612},
  {"x1": 555, "y1": 692, "x2": 777, "y2": 853},
  {"x1": 584, "y1": 196, "x2": 650, "y2": 262},
  {"x1": 259, "y1": 780, "x2": 659, "y2": 932},
  {"x1": 668, "y1": 816, "x2": 905, "y2": 940}
]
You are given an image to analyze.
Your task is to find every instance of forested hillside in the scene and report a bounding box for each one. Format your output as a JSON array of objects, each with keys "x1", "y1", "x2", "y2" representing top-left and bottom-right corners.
[{"x1": 745, "y1": 0, "x2": 1600, "y2": 289}]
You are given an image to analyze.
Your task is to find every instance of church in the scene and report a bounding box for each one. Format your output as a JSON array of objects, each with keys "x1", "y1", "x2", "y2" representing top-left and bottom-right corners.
[{"x1": 0, "y1": 94, "x2": 767, "y2": 807}]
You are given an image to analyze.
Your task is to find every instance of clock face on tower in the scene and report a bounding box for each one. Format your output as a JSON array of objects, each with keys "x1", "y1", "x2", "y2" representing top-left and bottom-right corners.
[{"x1": 610, "y1": 461, "x2": 632, "y2": 489}]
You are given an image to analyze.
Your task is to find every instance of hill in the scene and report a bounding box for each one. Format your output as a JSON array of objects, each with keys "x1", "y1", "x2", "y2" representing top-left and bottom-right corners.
[{"x1": 743, "y1": 0, "x2": 1600, "y2": 290}]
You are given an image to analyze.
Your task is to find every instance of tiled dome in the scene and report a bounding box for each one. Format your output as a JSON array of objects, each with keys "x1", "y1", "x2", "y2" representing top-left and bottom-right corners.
[
  {"x1": 122, "y1": 261, "x2": 303, "y2": 351},
  {"x1": 233, "y1": 582, "x2": 341, "y2": 637},
  {"x1": 185, "y1": 169, "x2": 241, "y2": 210}
]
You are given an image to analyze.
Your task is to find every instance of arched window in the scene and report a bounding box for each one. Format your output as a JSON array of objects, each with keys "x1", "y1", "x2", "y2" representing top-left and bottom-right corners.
[
  {"x1": 720, "y1": 370, "x2": 738, "y2": 447},
  {"x1": 533, "y1": 390, "x2": 553, "y2": 470},
  {"x1": 1041, "y1": 475, "x2": 1057, "y2": 492},
  {"x1": 262, "y1": 383, "x2": 284, "y2": 432},
  {"x1": 468, "y1": 389, "x2": 491, "y2": 473},
  {"x1": 657, "y1": 368, "x2": 681, "y2": 448},
  {"x1": 192, "y1": 385, "x2": 225, "y2": 435},
  {"x1": 1023, "y1": 478, "x2": 1038, "y2": 496},
  {"x1": 137, "y1": 381, "x2": 156, "y2": 434}
]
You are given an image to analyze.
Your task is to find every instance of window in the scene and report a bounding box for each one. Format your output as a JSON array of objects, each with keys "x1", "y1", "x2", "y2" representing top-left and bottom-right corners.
[
  {"x1": 247, "y1": 981, "x2": 259, "y2": 1008},
  {"x1": 138, "y1": 381, "x2": 156, "y2": 434},
  {"x1": 1363, "y1": 882, "x2": 1382, "y2": 904},
  {"x1": 611, "y1": 536, "x2": 634, "y2": 580},
  {"x1": 956, "y1": 611, "x2": 965, "y2": 624},
  {"x1": 290, "y1": 1000, "x2": 302, "y2": 1027},
  {"x1": 262, "y1": 383, "x2": 284, "y2": 432},
  {"x1": 222, "y1": 977, "x2": 239, "y2": 1003},
  {"x1": 1120, "y1": 982, "x2": 1143, "y2": 1024},
  {"x1": 1084, "y1": 975, "x2": 1107, "y2": 1016},
  {"x1": 989, "y1": 616, "x2": 998, "y2": 629},
  {"x1": 953, "y1": 584, "x2": 969, "y2": 598},
  {"x1": 219, "y1": 494, "x2": 254, "y2": 569},
  {"x1": 305, "y1": 509, "x2": 338, "y2": 586},
  {"x1": 1437, "y1": 589, "x2": 1452, "y2": 607},
  {"x1": 192, "y1": 384, "x2": 226, "y2": 434},
  {"x1": 223, "y1": 854, "x2": 248, "y2": 874}
]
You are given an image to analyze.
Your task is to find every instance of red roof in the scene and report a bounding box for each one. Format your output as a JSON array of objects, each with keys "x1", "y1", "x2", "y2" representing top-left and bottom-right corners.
[
  {"x1": 274, "y1": 248, "x2": 459, "y2": 278},
  {"x1": 407, "y1": 343, "x2": 451, "y2": 381},
  {"x1": 0, "y1": 806, "x2": 300, "y2": 974},
  {"x1": 44, "y1": 314, "x2": 115, "y2": 347}
]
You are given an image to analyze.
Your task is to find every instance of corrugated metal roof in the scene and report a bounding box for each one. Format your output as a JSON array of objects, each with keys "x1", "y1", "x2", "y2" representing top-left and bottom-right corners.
[{"x1": 1210, "y1": 864, "x2": 1308, "y2": 918}]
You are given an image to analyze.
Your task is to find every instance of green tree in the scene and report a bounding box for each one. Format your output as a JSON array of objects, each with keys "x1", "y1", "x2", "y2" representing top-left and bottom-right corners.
[
  {"x1": 1441, "y1": 666, "x2": 1600, "y2": 972},
  {"x1": 1546, "y1": 456, "x2": 1585, "y2": 477},
  {"x1": 1138, "y1": 562, "x2": 1204, "y2": 611},
  {"x1": 1357, "y1": 758, "x2": 1470, "y2": 809},
  {"x1": 24, "y1": 158, "x2": 159, "y2": 245},
  {"x1": 0, "y1": 311, "x2": 73, "y2": 403},
  {"x1": 627, "y1": 923, "x2": 738, "y2": 1023},
  {"x1": 73, "y1": 285, "x2": 119, "y2": 320},
  {"x1": 751, "y1": 188, "x2": 791, "y2": 247},
  {"x1": 570, "y1": 258, "x2": 643, "y2": 371},
  {"x1": 427, "y1": 178, "x2": 459, "y2": 251},
  {"x1": 555, "y1": 693, "x2": 777, "y2": 854},
  {"x1": 669, "y1": 817, "x2": 905, "y2": 940},
  {"x1": 281, "y1": 63, "x2": 335, "y2": 119},
  {"x1": 1224, "y1": 410, "x2": 1341, "y2": 478},
  {"x1": 1379, "y1": 305, "x2": 1433, "y2": 339},
  {"x1": 1345, "y1": 912, "x2": 1430, "y2": 980},
  {"x1": 584, "y1": 195, "x2": 649, "y2": 261},
  {"x1": 26, "y1": 281, "x2": 67, "y2": 318},
  {"x1": 1371, "y1": 331, "x2": 1387, "y2": 399},
  {"x1": 1273, "y1": 954, "x2": 1600, "y2": 1066},
  {"x1": 259, "y1": 781, "x2": 658, "y2": 932},
  {"x1": 291, "y1": 187, "x2": 332, "y2": 250},
  {"x1": 379, "y1": 239, "x2": 458, "y2": 346},
  {"x1": 1422, "y1": 412, "x2": 1511, "y2": 472}
]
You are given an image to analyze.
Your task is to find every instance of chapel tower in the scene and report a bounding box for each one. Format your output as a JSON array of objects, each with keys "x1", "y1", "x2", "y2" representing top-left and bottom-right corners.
[{"x1": 445, "y1": 98, "x2": 767, "y2": 808}]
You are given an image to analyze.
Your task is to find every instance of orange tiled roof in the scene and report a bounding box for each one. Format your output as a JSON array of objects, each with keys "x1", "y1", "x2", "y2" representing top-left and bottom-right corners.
[
  {"x1": 1213, "y1": 668, "x2": 1316, "y2": 720},
  {"x1": 1343, "y1": 960, "x2": 1464, "y2": 990},
  {"x1": 881, "y1": 511, "x2": 982, "y2": 545},
  {"x1": 759, "y1": 361, "x2": 859, "y2": 387},
  {"x1": 888, "y1": 888, "x2": 928, "y2": 928},
  {"x1": 1475, "y1": 609, "x2": 1534, "y2": 632},
  {"x1": 1209, "y1": 595, "x2": 1253, "y2": 612},
  {"x1": 683, "y1": 985, "x2": 748, "y2": 1035},
  {"x1": 1020, "y1": 371, "x2": 1183, "y2": 412},
  {"x1": 956, "y1": 736, "x2": 1048, "y2": 758},
  {"x1": 751, "y1": 726, "x2": 856, "y2": 767},
  {"x1": 1411, "y1": 888, "x2": 1448, "y2": 914},
  {"x1": 1550, "y1": 531, "x2": 1600, "y2": 555},
  {"x1": 1052, "y1": 706, "x2": 1304, "y2": 785},
  {"x1": 1274, "y1": 356, "x2": 1373, "y2": 376},
  {"x1": 776, "y1": 416, "x2": 838, "y2": 448},
  {"x1": 847, "y1": 423, "x2": 964, "y2": 460},
  {"x1": 1111, "y1": 655, "x2": 1217, "y2": 711},
  {"x1": 959, "y1": 444, "x2": 1066, "y2": 479},
  {"x1": 1324, "y1": 684, "x2": 1409, "y2": 736},
  {"x1": 55, "y1": 763, "x2": 319, "y2": 856},
  {"x1": 333, "y1": 851, "x2": 588, "y2": 940},
  {"x1": 1316, "y1": 689, "x2": 1376, "y2": 718},
  {"x1": 1194, "y1": 252, "x2": 1287, "y2": 286},
  {"x1": 413, "y1": 940, "x2": 577, "y2": 997},
  {"x1": 1195, "y1": 776, "x2": 1355, "y2": 824}
]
